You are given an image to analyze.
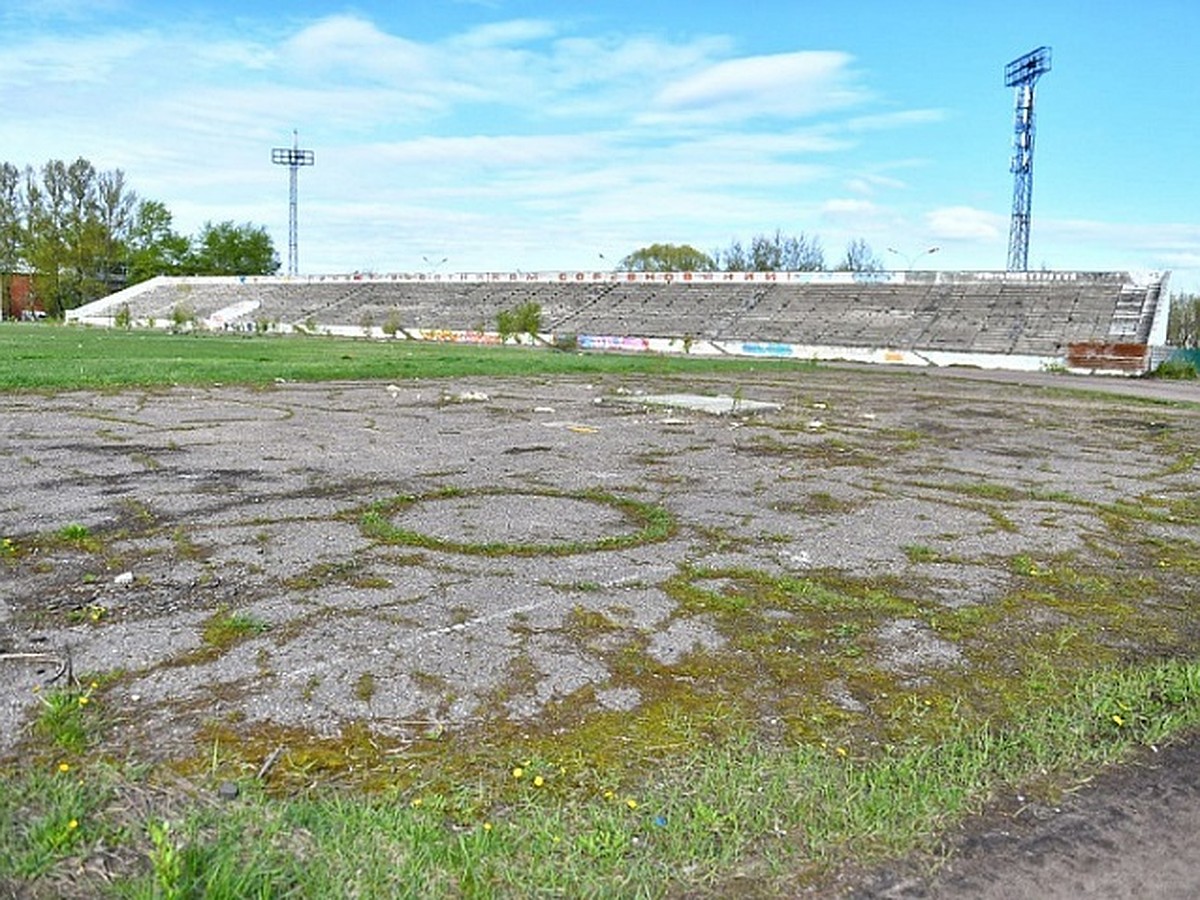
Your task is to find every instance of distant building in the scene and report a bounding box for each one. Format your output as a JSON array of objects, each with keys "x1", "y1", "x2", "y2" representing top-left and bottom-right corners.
[{"x1": 2, "y1": 273, "x2": 44, "y2": 319}]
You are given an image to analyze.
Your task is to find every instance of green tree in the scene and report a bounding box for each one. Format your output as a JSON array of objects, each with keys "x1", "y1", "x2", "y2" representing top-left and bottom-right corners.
[
  {"x1": 24, "y1": 161, "x2": 70, "y2": 315},
  {"x1": 127, "y1": 200, "x2": 190, "y2": 283},
  {"x1": 16, "y1": 158, "x2": 139, "y2": 314},
  {"x1": 185, "y1": 220, "x2": 279, "y2": 276},
  {"x1": 617, "y1": 243, "x2": 716, "y2": 272},
  {"x1": 835, "y1": 238, "x2": 884, "y2": 273},
  {"x1": 0, "y1": 163, "x2": 21, "y2": 318},
  {"x1": 1168, "y1": 294, "x2": 1200, "y2": 348}
]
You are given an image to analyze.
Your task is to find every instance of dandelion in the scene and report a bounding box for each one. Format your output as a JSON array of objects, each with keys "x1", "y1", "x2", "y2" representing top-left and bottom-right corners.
[
  {"x1": 533, "y1": 775, "x2": 545, "y2": 787},
  {"x1": 626, "y1": 798, "x2": 638, "y2": 810},
  {"x1": 57, "y1": 762, "x2": 70, "y2": 774},
  {"x1": 603, "y1": 790, "x2": 615, "y2": 800},
  {"x1": 78, "y1": 696, "x2": 89, "y2": 707},
  {"x1": 511, "y1": 767, "x2": 524, "y2": 779},
  {"x1": 835, "y1": 746, "x2": 848, "y2": 757},
  {"x1": 482, "y1": 822, "x2": 493, "y2": 832},
  {"x1": 67, "y1": 819, "x2": 78, "y2": 831},
  {"x1": 1111, "y1": 714, "x2": 1125, "y2": 726},
  {"x1": 410, "y1": 797, "x2": 423, "y2": 808}
]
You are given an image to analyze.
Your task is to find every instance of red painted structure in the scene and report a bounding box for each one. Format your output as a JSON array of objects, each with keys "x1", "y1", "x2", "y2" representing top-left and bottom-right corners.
[{"x1": 2, "y1": 274, "x2": 41, "y2": 319}]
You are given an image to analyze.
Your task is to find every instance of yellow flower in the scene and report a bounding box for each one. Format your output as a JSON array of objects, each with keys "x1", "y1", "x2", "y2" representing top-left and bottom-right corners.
[
  {"x1": 533, "y1": 775, "x2": 545, "y2": 787},
  {"x1": 626, "y1": 798, "x2": 638, "y2": 810},
  {"x1": 835, "y1": 746, "x2": 848, "y2": 757},
  {"x1": 1112, "y1": 714, "x2": 1125, "y2": 726},
  {"x1": 410, "y1": 797, "x2": 423, "y2": 808},
  {"x1": 603, "y1": 790, "x2": 615, "y2": 800},
  {"x1": 511, "y1": 767, "x2": 524, "y2": 779},
  {"x1": 78, "y1": 696, "x2": 90, "y2": 706},
  {"x1": 67, "y1": 819, "x2": 78, "y2": 830},
  {"x1": 58, "y1": 762, "x2": 70, "y2": 773},
  {"x1": 482, "y1": 822, "x2": 493, "y2": 832}
]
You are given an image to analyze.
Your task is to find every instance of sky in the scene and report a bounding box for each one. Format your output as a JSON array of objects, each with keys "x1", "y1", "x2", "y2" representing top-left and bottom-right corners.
[{"x1": 3, "y1": 0, "x2": 1198, "y2": 293}]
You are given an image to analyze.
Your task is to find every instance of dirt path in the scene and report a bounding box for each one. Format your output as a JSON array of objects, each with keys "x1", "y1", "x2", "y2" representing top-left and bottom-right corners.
[{"x1": 840, "y1": 732, "x2": 1200, "y2": 899}]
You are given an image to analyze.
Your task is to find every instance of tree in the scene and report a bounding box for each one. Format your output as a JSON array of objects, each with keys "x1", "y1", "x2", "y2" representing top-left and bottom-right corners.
[
  {"x1": 717, "y1": 230, "x2": 824, "y2": 271},
  {"x1": 835, "y1": 238, "x2": 884, "y2": 273},
  {"x1": 617, "y1": 243, "x2": 716, "y2": 272},
  {"x1": 1168, "y1": 294, "x2": 1200, "y2": 348},
  {"x1": 185, "y1": 221, "x2": 280, "y2": 276},
  {"x1": 0, "y1": 163, "x2": 21, "y2": 318},
  {"x1": 1, "y1": 156, "x2": 280, "y2": 314},
  {"x1": 127, "y1": 200, "x2": 190, "y2": 283},
  {"x1": 14, "y1": 157, "x2": 140, "y2": 314}
]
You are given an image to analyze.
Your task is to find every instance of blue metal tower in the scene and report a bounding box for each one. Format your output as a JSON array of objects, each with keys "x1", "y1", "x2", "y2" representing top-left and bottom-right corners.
[{"x1": 1004, "y1": 47, "x2": 1051, "y2": 272}]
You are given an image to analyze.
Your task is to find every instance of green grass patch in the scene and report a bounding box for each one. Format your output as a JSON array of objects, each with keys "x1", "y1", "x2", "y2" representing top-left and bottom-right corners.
[
  {"x1": 360, "y1": 486, "x2": 675, "y2": 557},
  {"x1": 4, "y1": 659, "x2": 1200, "y2": 897},
  {"x1": 201, "y1": 609, "x2": 271, "y2": 650},
  {"x1": 0, "y1": 323, "x2": 817, "y2": 390}
]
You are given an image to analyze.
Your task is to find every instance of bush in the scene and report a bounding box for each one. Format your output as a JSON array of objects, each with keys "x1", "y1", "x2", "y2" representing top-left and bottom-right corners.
[
  {"x1": 1152, "y1": 357, "x2": 1198, "y2": 380},
  {"x1": 170, "y1": 303, "x2": 195, "y2": 332},
  {"x1": 382, "y1": 309, "x2": 402, "y2": 337},
  {"x1": 497, "y1": 301, "x2": 542, "y2": 342}
]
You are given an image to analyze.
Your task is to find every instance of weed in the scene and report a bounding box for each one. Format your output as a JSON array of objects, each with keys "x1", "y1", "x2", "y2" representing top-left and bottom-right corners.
[
  {"x1": 202, "y1": 608, "x2": 270, "y2": 649},
  {"x1": 56, "y1": 522, "x2": 98, "y2": 551},
  {"x1": 902, "y1": 544, "x2": 940, "y2": 563},
  {"x1": 34, "y1": 682, "x2": 101, "y2": 754},
  {"x1": 354, "y1": 673, "x2": 376, "y2": 703}
]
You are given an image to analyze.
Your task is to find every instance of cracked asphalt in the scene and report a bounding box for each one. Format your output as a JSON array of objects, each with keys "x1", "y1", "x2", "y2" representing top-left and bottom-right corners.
[{"x1": 1, "y1": 365, "x2": 1197, "y2": 768}]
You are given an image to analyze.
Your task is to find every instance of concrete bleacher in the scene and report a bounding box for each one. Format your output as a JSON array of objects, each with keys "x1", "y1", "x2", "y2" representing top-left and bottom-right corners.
[{"x1": 70, "y1": 269, "x2": 1171, "y2": 374}]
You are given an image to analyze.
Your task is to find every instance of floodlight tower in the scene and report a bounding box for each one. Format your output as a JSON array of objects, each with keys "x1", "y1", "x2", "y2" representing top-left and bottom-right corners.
[
  {"x1": 1004, "y1": 46, "x2": 1051, "y2": 272},
  {"x1": 271, "y1": 130, "x2": 315, "y2": 276}
]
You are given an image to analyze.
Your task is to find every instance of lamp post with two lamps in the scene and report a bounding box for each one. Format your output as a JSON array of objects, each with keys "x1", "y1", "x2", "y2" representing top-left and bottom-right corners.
[{"x1": 886, "y1": 246, "x2": 940, "y2": 270}]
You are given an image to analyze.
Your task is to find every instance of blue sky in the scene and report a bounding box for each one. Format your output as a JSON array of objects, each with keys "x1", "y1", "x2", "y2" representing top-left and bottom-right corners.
[{"x1": 3, "y1": 0, "x2": 1197, "y2": 292}]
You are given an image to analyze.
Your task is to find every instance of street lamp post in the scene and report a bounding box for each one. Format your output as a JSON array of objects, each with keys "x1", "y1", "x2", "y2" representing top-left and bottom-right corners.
[{"x1": 886, "y1": 246, "x2": 940, "y2": 270}]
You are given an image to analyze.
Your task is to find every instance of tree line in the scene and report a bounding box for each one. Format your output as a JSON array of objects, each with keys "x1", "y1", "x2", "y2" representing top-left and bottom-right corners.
[
  {"x1": 616, "y1": 232, "x2": 884, "y2": 274},
  {"x1": 1, "y1": 157, "x2": 279, "y2": 318}
]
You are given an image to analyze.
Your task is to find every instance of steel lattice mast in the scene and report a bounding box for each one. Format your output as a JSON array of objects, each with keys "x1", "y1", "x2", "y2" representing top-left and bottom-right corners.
[
  {"x1": 1004, "y1": 47, "x2": 1051, "y2": 272},
  {"x1": 271, "y1": 131, "x2": 315, "y2": 276}
]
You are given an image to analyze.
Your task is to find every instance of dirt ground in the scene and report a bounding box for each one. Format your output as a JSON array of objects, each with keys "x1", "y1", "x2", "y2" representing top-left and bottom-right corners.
[
  {"x1": 1, "y1": 363, "x2": 1198, "y2": 896},
  {"x1": 836, "y1": 732, "x2": 1200, "y2": 899}
]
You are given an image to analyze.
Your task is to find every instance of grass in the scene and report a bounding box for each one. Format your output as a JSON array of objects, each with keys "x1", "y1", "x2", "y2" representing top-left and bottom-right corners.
[
  {"x1": 3, "y1": 659, "x2": 1199, "y2": 897},
  {"x1": 0, "y1": 322, "x2": 816, "y2": 390},
  {"x1": 360, "y1": 486, "x2": 676, "y2": 557}
]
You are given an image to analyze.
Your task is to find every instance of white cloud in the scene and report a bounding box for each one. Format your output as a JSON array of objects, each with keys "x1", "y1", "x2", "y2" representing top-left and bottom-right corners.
[
  {"x1": 926, "y1": 206, "x2": 1006, "y2": 241},
  {"x1": 646, "y1": 51, "x2": 868, "y2": 124},
  {"x1": 282, "y1": 15, "x2": 433, "y2": 83},
  {"x1": 452, "y1": 18, "x2": 558, "y2": 47},
  {"x1": 843, "y1": 109, "x2": 946, "y2": 132}
]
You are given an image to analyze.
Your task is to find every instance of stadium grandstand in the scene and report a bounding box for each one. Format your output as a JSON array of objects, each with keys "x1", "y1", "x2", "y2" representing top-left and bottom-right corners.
[{"x1": 68, "y1": 268, "x2": 1172, "y2": 375}]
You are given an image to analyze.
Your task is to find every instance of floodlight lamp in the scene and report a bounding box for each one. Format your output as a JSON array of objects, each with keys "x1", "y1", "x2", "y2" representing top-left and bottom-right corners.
[{"x1": 1004, "y1": 46, "x2": 1052, "y2": 87}]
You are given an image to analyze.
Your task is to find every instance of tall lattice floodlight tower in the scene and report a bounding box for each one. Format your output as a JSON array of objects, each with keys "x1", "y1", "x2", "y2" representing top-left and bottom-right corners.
[
  {"x1": 1004, "y1": 47, "x2": 1051, "y2": 271},
  {"x1": 271, "y1": 131, "x2": 315, "y2": 276}
]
